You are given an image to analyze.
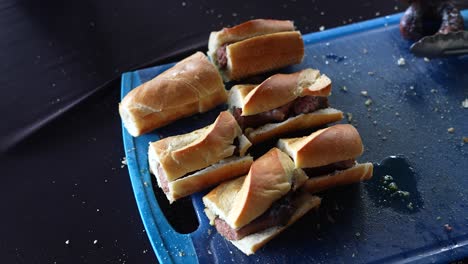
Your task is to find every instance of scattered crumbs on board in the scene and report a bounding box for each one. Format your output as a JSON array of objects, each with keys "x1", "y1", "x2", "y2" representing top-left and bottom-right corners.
[
  {"x1": 444, "y1": 224, "x2": 453, "y2": 232},
  {"x1": 462, "y1": 98, "x2": 468, "y2": 108},
  {"x1": 397, "y1": 57, "x2": 406, "y2": 66},
  {"x1": 121, "y1": 157, "x2": 127, "y2": 168}
]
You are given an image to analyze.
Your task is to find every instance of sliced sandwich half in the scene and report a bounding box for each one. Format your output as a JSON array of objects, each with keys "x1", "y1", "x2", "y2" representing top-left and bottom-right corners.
[
  {"x1": 203, "y1": 148, "x2": 321, "y2": 255},
  {"x1": 148, "y1": 111, "x2": 253, "y2": 203},
  {"x1": 229, "y1": 68, "x2": 343, "y2": 144},
  {"x1": 277, "y1": 124, "x2": 373, "y2": 193}
]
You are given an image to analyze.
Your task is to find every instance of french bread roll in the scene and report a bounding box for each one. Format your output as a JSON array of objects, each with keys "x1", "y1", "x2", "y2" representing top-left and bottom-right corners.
[
  {"x1": 277, "y1": 124, "x2": 373, "y2": 193},
  {"x1": 208, "y1": 19, "x2": 304, "y2": 81},
  {"x1": 246, "y1": 109, "x2": 343, "y2": 145},
  {"x1": 229, "y1": 68, "x2": 332, "y2": 116},
  {"x1": 203, "y1": 148, "x2": 320, "y2": 255},
  {"x1": 148, "y1": 111, "x2": 253, "y2": 203},
  {"x1": 119, "y1": 52, "x2": 227, "y2": 136},
  {"x1": 228, "y1": 69, "x2": 342, "y2": 144},
  {"x1": 277, "y1": 124, "x2": 364, "y2": 168},
  {"x1": 302, "y1": 163, "x2": 373, "y2": 193}
]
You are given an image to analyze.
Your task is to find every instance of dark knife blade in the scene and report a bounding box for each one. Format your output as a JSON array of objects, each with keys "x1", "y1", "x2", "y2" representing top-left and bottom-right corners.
[{"x1": 410, "y1": 31, "x2": 468, "y2": 58}]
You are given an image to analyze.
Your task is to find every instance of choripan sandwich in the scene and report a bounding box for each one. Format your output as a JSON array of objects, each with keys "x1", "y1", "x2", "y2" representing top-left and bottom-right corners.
[
  {"x1": 203, "y1": 148, "x2": 321, "y2": 255},
  {"x1": 277, "y1": 124, "x2": 373, "y2": 193},
  {"x1": 208, "y1": 19, "x2": 305, "y2": 81},
  {"x1": 120, "y1": 52, "x2": 227, "y2": 137},
  {"x1": 148, "y1": 111, "x2": 253, "y2": 203},
  {"x1": 228, "y1": 68, "x2": 343, "y2": 144}
]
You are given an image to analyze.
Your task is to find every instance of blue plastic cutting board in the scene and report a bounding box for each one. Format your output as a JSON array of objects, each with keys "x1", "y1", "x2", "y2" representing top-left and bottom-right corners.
[{"x1": 121, "y1": 11, "x2": 468, "y2": 264}]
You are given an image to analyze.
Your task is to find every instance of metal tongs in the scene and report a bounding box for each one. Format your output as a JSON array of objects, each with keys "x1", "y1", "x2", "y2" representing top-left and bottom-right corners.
[{"x1": 410, "y1": 31, "x2": 468, "y2": 57}]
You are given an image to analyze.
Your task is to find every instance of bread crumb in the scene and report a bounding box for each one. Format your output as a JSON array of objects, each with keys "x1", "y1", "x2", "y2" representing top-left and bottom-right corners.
[
  {"x1": 360, "y1": 90, "x2": 368, "y2": 97},
  {"x1": 463, "y1": 137, "x2": 468, "y2": 143},
  {"x1": 365, "y1": 99, "x2": 373, "y2": 106},
  {"x1": 448, "y1": 127, "x2": 455, "y2": 133},
  {"x1": 65, "y1": 240, "x2": 70, "y2": 245},
  {"x1": 355, "y1": 232, "x2": 361, "y2": 237},
  {"x1": 368, "y1": 71, "x2": 375, "y2": 76},
  {"x1": 462, "y1": 98, "x2": 468, "y2": 108},
  {"x1": 341, "y1": 86, "x2": 348, "y2": 92},
  {"x1": 181, "y1": 1, "x2": 186, "y2": 6},
  {"x1": 346, "y1": 113, "x2": 353, "y2": 123},
  {"x1": 93, "y1": 240, "x2": 98, "y2": 244},
  {"x1": 178, "y1": 251, "x2": 185, "y2": 257},
  {"x1": 363, "y1": 48, "x2": 368, "y2": 54},
  {"x1": 397, "y1": 57, "x2": 406, "y2": 66},
  {"x1": 319, "y1": 26, "x2": 325, "y2": 31},
  {"x1": 444, "y1": 224, "x2": 453, "y2": 232},
  {"x1": 121, "y1": 157, "x2": 127, "y2": 168},
  {"x1": 375, "y1": 11, "x2": 380, "y2": 16},
  {"x1": 424, "y1": 57, "x2": 430, "y2": 62},
  {"x1": 325, "y1": 60, "x2": 329, "y2": 65}
]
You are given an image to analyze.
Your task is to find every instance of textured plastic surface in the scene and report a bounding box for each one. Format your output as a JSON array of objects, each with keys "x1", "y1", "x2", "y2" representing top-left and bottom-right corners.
[{"x1": 122, "y1": 11, "x2": 468, "y2": 264}]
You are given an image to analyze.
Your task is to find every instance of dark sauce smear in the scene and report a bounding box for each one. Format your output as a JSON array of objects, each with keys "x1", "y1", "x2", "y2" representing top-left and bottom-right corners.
[{"x1": 365, "y1": 155, "x2": 423, "y2": 214}]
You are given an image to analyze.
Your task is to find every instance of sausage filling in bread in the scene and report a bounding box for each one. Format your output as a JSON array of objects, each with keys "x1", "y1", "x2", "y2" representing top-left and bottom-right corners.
[
  {"x1": 213, "y1": 191, "x2": 297, "y2": 241},
  {"x1": 208, "y1": 19, "x2": 304, "y2": 81},
  {"x1": 216, "y1": 43, "x2": 229, "y2": 69},
  {"x1": 232, "y1": 95, "x2": 329, "y2": 130}
]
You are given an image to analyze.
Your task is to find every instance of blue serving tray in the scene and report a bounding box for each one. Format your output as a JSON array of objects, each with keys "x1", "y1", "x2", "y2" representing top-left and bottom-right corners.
[{"x1": 122, "y1": 11, "x2": 468, "y2": 264}]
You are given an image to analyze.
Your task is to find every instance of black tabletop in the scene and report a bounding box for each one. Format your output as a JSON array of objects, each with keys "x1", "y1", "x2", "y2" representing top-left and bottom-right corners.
[{"x1": 0, "y1": 0, "x2": 428, "y2": 263}]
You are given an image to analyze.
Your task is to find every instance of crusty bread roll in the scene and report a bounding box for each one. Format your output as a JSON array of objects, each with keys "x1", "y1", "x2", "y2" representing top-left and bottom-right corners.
[
  {"x1": 148, "y1": 111, "x2": 253, "y2": 203},
  {"x1": 277, "y1": 124, "x2": 363, "y2": 168},
  {"x1": 302, "y1": 163, "x2": 373, "y2": 193},
  {"x1": 277, "y1": 124, "x2": 373, "y2": 193},
  {"x1": 228, "y1": 69, "x2": 342, "y2": 144},
  {"x1": 203, "y1": 148, "x2": 319, "y2": 255},
  {"x1": 246, "y1": 109, "x2": 343, "y2": 144},
  {"x1": 228, "y1": 148, "x2": 307, "y2": 228},
  {"x1": 229, "y1": 69, "x2": 332, "y2": 116},
  {"x1": 208, "y1": 19, "x2": 304, "y2": 81},
  {"x1": 119, "y1": 52, "x2": 227, "y2": 136}
]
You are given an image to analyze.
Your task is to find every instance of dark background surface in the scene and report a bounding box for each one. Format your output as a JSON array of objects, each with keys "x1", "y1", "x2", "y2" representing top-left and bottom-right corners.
[{"x1": 2, "y1": 0, "x2": 449, "y2": 263}]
